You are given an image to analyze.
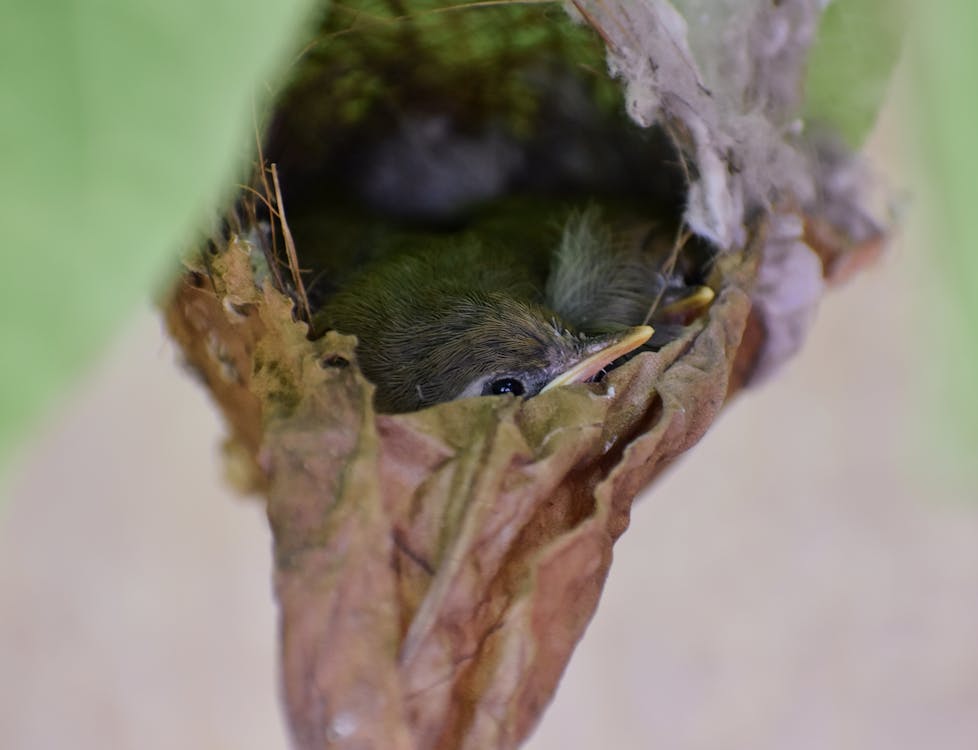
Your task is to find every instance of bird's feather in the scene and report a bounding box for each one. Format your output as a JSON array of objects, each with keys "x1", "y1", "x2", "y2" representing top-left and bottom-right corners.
[{"x1": 546, "y1": 205, "x2": 667, "y2": 332}]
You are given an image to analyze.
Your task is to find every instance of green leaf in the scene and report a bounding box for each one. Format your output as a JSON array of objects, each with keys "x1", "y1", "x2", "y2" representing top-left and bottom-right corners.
[
  {"x1": 908, "y1": 2, "x2": 978, "y2": 465},
  {"x1": 804, "y1": 0, "x2": 904, "y2": 148},
  {"x1": 0, "y1": 0, "x2": 320, "y2": 464}
]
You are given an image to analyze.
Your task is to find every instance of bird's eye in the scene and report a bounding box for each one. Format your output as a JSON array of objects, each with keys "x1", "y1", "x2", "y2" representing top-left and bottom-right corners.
[{"x1": 488, "y1": 378, "x2": 526, "y2": 396}]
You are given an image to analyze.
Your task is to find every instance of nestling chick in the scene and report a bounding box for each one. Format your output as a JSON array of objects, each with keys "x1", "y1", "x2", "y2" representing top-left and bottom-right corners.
[{"x1": 315, "y1": 206, "x2": 712, "y2": 413}]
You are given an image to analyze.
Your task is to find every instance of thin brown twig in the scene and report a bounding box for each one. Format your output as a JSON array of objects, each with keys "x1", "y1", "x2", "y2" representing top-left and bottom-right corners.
[
  {"x1": 337, "y1": 0, "x2": 556, "y2": 21},
  {"x1": 662, "y1": 117, "x2": 693, "y2": 188},
  {"x1": 237, "y1": 183, "x2": 278, "y2": 217},
  {"x1": 236, "y1": 185, "x2": 307, "y2": 282},
  {"x1": 639, "y1": 114, "x2": 698, "y2": 327},
  {"x1": 610, "y1": 0, "x2": 645, "y2": 55},
  {"x1": 252, "y1": 101, "x2": 288, "y2": 297},
  {"x1": 296, "y1": 0, "x2": 561, "y2": 60},
  {"x1": 576, "y1": 0, "x2": 644, "y2": 54},
  {"x1": 270, "y1": 162, "x2": 312, "y2": 322},
  {"x1": 642, "y1": 225, "x2": 693, "y2": 326},
  {"x1": 569, "y1": 0, "x2": 616, "y2": 51},
  {"x1": 235, "y1": 183, "x2": 306, "y2": 274}
]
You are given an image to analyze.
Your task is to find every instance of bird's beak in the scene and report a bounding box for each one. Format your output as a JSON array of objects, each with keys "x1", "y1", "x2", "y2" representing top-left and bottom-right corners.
[
  {"x1": 542, "y1": 325, "x2": 654, "y2": 392},
  {"x1": 657, "y1": 285, "x2": 715, "y2": 323}
]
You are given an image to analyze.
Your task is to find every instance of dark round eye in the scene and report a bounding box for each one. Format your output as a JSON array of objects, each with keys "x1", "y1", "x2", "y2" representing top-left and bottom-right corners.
[{"x1": 489, "y1": 378, "x2": 525, "y2": 396}]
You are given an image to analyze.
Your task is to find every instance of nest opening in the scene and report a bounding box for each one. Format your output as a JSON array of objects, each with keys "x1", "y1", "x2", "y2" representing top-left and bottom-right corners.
[{"x1": 232, "y1": 2, "x2": 721, "y2": 413}]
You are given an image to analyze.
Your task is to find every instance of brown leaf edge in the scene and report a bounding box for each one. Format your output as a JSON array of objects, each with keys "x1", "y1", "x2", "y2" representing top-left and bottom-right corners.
[{"x1": 164, "y1": 227, "x2": 762, "y2": 749}]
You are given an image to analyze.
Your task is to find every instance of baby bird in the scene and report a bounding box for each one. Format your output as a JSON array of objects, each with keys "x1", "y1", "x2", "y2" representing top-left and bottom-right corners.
[{"x1": 316, "y1": 205, "x2": 711, "y2": 413}]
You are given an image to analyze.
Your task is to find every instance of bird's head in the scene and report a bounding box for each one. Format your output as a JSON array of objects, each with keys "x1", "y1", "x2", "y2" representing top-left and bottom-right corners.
[{"x1": 329, "y1": 290, "x2": 652, "y2": 412}]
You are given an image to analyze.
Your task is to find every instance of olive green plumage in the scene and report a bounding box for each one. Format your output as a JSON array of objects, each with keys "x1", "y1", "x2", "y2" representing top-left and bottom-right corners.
[{"x1": 314, "y1": 204, "x2": 708, "y2": 413}]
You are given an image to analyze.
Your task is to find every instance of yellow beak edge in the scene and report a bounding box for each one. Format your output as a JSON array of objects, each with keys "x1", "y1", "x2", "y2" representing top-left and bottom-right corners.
[{"x1": 542, "y1": 325, "x2": 654, "y2": 392}]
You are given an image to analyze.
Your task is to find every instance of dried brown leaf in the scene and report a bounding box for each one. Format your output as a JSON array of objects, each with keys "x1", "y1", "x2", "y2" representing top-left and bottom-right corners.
[
  {"x1": 160, "y1": 3, "x2": 891, "y2": 746},
  {"x1": 165, "y1": 232, "x2": 757, "y2": 749}
]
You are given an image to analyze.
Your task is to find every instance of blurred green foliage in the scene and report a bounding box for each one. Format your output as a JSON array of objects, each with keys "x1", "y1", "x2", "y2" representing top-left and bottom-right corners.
[
  {"x1": 804, "y1": 0, "x2": 903, "y2": 148},
  {"x1": 9, "y1": 0, "x2": 959, "y2": 479},
  {"x1": 909, "y1": 3, "x2": 978, "y2": 459},
  {"x1": 0, "y1": 0, "x2": 318, "y2": 465}
]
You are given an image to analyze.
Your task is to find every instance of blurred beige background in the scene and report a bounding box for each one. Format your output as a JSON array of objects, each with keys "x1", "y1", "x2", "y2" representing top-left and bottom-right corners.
[{"x1": 3, "y1": 69, "x2": 978, "y2": 749}]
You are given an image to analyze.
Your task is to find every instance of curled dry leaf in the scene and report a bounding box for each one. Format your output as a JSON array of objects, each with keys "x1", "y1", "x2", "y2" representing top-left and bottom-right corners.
[
  {"x1": 166, "y1": 235, "x2": 757, "y2": 750},
  {"x1": 163, "y1": 1, "x2": 891, "y2": 748}
]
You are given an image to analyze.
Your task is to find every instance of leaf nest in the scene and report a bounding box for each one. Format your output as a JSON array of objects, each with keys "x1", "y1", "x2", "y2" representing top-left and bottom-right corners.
[{"x1": 164, "y1": 2, "x2": 887, "y2": 748}]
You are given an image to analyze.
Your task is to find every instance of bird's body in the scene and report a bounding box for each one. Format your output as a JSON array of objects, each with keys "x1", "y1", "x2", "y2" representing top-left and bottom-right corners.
[{"x1": 311, "y1": 203, "x2": 712, "y2": 413}]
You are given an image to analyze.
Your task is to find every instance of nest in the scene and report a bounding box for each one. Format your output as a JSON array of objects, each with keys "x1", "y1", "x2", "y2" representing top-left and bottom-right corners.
[{"x1": 164, "y1": 2, "x2": 887, "y2": 748}]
